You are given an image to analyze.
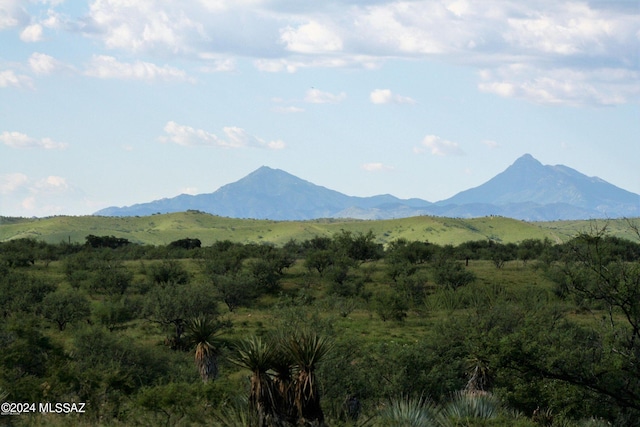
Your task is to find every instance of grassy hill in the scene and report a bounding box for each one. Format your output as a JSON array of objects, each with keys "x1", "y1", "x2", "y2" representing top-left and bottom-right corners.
[{"x1": 2, "y1": 211, "x2": 638, "y2": 245}]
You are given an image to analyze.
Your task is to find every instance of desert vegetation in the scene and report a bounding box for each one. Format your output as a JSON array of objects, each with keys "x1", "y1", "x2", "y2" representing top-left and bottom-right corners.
[{"x1": 1, "y1": 218, "x2": 639, "y2": 426}]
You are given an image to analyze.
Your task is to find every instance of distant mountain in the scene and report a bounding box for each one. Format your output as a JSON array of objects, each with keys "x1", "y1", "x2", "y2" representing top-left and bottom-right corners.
[
  {"x1": 95, "y1": 155, "x2": 640, "y2": 220},
  {"x1": 94, "y1": 166, "x2": 432, "y2": 220},
  {"x1": 435, "y1": 154, "x2": 640, "y2": 219}
]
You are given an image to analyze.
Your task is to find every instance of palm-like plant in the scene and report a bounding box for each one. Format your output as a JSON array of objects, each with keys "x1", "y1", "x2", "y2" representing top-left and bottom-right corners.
[
  {"x1": 184, "y1": 316, "x2": 224, "y2": 383},
  {"x1": 229, "y1": 335, "x2": 278, "y2": 427},
  {"x1": 464, "y1": 356, "x2": 492, "y2": 393},
  {"x1": 286, "y1": 331, "x2": 333, "y2": 426}
]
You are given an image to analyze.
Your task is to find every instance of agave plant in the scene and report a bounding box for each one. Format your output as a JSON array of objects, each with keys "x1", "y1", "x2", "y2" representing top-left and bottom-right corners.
[
  {"x1": 378, "y1": 395, "x2": 439, "y2": 427},
  {"x1": 229, "y1": 335, "x2": 279, "y2": 427},
  {"x1": 184, "y1": 316, "x2": 225, "y2": 383},
  {"x1": 286, "y1": 331, "x2": 334, "y2": 426}
]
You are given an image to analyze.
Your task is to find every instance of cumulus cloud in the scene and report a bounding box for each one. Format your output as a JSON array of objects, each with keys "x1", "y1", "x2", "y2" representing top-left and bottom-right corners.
[
  {"x1": 180, "y1": 186, "x2": 198, "y2": 195},
  {"x1": 280, "y1": 21, "x2": 343, "y2": 53},
  {"x1": 20, "y1": 23, "x2": 43, "y2": 42},
  {"x1": 361, "y1": 162, "x2": 394, "y2": 172},
  {"x1": 34, "y1": 175, "x2": 70, "y2": 192},
  {"x1": 18, "y1": 0, "x2": 640, "y2": 106},
  {"x1": 161, "y1": 121, "x2": 285, "y2": 150},
  {"x1": 272, "y1": 105, "x2": 305, "y2": 113},
  {"x1": 197, "y1": 57, "x2": 236, "y2": 73},
  {"x1": 369, "y1": 89, "x2": 416, "y2": 104},
  {"x1": 0, "y1": 172, "x2": 85, "y2": 216},
  {"x1": 29, "y1": 52, "x2": 62, "y2": 75},
  {"x1": 416, "y1": 135, "x2": 465, "y2": 156},
  {"x1": 84, "y1": 55, "x2": 192, "y2": 82},
  {"x1": 0, "y1": 131, "x2": 68, "y2": 150},
  {"x1": 304, "y1": 88, "x2": 346, "y2": 104},
  {"x1": 83, "y1": 0, "x2": 206, "y2": 54},
  {"x1": 0, "y1": 173, "x2": 29, "y2": 195},
  {"x1": 0, "y1": 0, "x2": 29, "y2": 29},
  {"x1": 478, "y1": 65, "x2": 640, "y2": 106},
  {"x1": 0, "y1": 69, "x2": 33, "y2": 89}
]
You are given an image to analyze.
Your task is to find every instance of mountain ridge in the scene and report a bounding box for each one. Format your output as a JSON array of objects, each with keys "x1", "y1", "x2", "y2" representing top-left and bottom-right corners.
[{"x1": 95, "y1": 155, "x2": 640, "y2": 221}]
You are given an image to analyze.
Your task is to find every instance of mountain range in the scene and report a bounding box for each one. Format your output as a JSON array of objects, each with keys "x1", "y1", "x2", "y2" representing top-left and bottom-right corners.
[{"x1": 95, "y1": 154, "x2": 640, "y2": 221}]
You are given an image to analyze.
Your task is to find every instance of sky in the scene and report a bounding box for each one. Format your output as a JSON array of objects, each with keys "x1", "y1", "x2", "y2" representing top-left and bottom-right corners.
[{"x1": 1, "y1": 0, "x2": 639, "y2": 217}]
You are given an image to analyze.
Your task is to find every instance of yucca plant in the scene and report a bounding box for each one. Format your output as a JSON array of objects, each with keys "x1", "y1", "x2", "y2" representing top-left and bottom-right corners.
[
  {"x1": 271, "y1": 337, "x2": 297, "y2": 425},
  {"x1": 229, "y1": 335, "x2": 279, "y2": 427},
  {"x1": 286, "y1": 331, "x2": 334, "y2": 426},
  {"x1": 438, "y1": 390, "x2": 500, "y2": 425},
  {"x1": 464, "y1": 356, "x2": 492, "y2": 393},
  {"x1": 184, "y1": 315, "x2": 225, "y2": 383},
  {"x1": 378, "y1": 395, "x2": 439, "y2": 427}
]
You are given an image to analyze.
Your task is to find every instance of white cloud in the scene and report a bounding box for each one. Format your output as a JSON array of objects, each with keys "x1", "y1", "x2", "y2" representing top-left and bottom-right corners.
[
  {"x1": 0, "y1": 172, "x2": 86, "y2": 216},
  {"x1": 478, "y1": 64, "x2": 640, "y2": 106},
  {"x1": 197, "y1": 57, "x2": 236, "y2": 73},
  {"x1": 161, "y1": 121, "x2": 285, "y2": 150},
  {"x1": 504, "y1": 3, "x2": 636, "y2": 57},
  {"x1": 20, "y1": 0, "x2": 640, "y2": 106},
  {"x1": 0, "y1": 69, "x2": 33, "y2": 89},
  {"x1": 161, "y1": 121, "x2": 221, "y2": 146},
  {"x1": 29, "y1": 52, "x2": 61, "y2": 74},
  {"x1": 0, "y1": 0, "x2": 28, "y2": 29},
  {"x1": 222, "y1": 126, "x2": 285, "y2": 150},
  {"x1": 84, "y1": 55, "x2": 192, "y2": 82},
  {"x1": 280, "y1": 20, "x2": 343, "y2": 53},
  {"x1": 180, "y1": 186, "x2": 198, "y2": 195},
  {"x1": 0, "y1": 131, "x2": 68, "y2": 149},
  {"x1": 304, "y1": 88, "x2": 346, "y2": 104},
  {"x1": 272, "y1": 105, "x2": 305, "y2": 114},
  {"x1": 254, "y1": 56, "x2": 381, "y2": 73},
  {"x1": 85, "y1": 0, "x2": 205, "y2": 54},
  {"x1": 34, "y1": 175, "x2": 69, "y2": 192},
  {"x1": 20, "y1": 23, "x2": 43, "y2": 42},
  {"x1": 369, "y1": 89, "x2": 416, "y2": 105},
  {"x1": 361, "y1": 162, "x2": 394, "y2": 172},
  {"x1": 416, "y1": 135, "x2": 465, "y2": 156},
  {"x1": 0, "y1": 173, "x2": 29, "y2": 195}
]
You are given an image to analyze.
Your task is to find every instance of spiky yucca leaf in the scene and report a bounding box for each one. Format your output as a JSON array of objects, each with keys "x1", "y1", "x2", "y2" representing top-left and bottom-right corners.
[
  {"x1": 287, "y1": 332, "x2": 333, "y2": 372},
  {"x1": 378, "y1": 395, "x2": 439, "y2": 427},
  {"x1": 184, "y1": 316, "x2": 224, "y2": 382},
  {"x1": 229, "y1": 335, "x2": 276, "y2": 372},
  {"x1": 438, "y1": 390, "x2": 500, "y2": 423},
  {"x1": 229, "y1": 335, "x2": 281, "y2": 426},
  {"x1": 213, "y1": 397, "x2": 259, "y2": 427},
  {"x1": 286, "y1": 332, "x2": 333, "y2": 425}
]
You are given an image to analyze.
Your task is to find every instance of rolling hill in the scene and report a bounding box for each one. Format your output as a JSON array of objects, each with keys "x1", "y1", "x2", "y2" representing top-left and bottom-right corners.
[{"x1": 1, "y1": 211, "x2": 639, "y2": 246}]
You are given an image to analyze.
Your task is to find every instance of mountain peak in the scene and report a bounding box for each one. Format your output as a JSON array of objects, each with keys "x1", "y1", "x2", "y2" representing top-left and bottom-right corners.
[
  {"x1": 247, "y1": 165, "x2": 279, "y2": 176},
  {"x1": 512, "y1": 153, "x2": 542, "y2": 168}
]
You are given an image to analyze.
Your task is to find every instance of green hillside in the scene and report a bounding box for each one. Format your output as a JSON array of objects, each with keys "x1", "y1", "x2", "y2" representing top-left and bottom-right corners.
[{"x1": 2, "y1": 211, "x2": 638, "y2": 245}]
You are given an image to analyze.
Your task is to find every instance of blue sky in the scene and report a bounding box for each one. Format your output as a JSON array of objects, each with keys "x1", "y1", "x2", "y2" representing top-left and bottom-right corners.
[{"x1": 1, "y1": 0, "x2": 639, "y2": 217}]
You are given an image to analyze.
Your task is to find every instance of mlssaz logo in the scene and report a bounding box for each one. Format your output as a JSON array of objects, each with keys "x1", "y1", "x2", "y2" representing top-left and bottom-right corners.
[{"x1": 39, "y1": 402, "x2": 87, "y2": 414}]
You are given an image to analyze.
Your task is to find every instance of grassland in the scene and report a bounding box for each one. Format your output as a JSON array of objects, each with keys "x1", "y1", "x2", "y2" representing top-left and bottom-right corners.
[{"x1": 1, "y1": 211, "x2": 638, "y2": 245}]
